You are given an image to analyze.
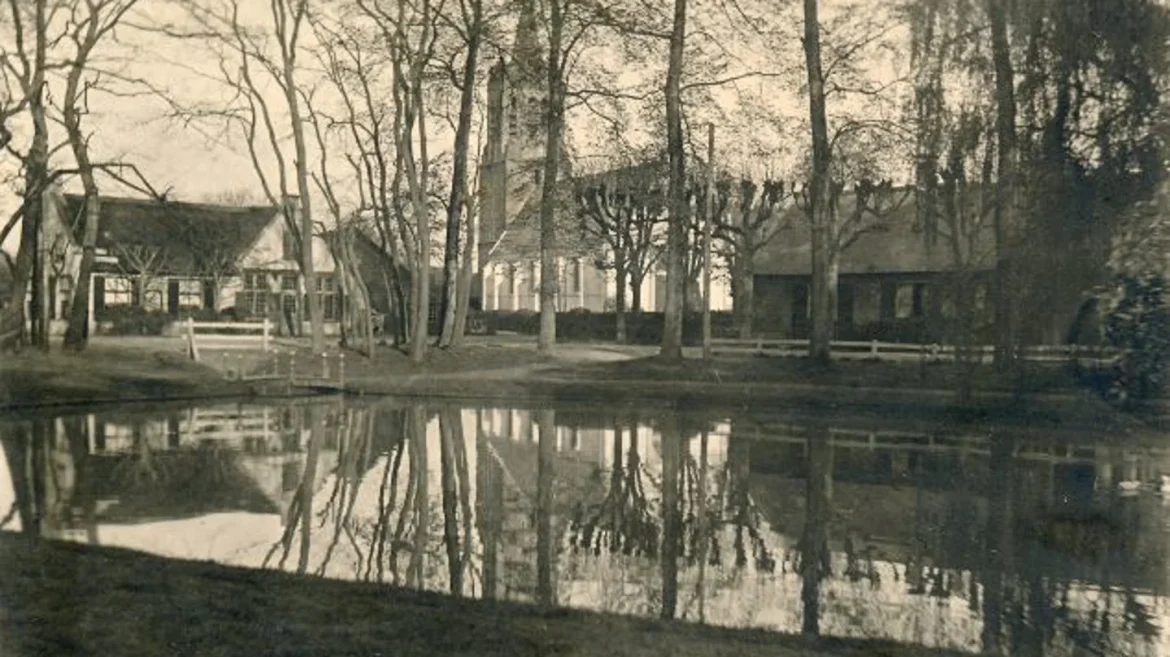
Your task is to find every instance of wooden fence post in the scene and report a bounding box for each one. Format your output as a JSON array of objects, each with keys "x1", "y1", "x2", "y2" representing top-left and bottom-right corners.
[
  {"x1": 262, "y1": 318, "x2": 270, "y2": 352},
  {"x1": 187, "y1": 317, "x2": 200, "y2": 362},
  {"x1": 339, "y1": 352, "x2": 346, "y2": 388},
  {"x1": 870, "y1": 340, "x2": 878, "y2": 358}
]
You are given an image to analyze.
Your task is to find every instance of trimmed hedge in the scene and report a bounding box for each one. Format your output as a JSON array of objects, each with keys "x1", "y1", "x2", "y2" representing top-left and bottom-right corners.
[
  {"x1": 482, "y1": 310, "x2": 737, "y2": 345},
  {"x1": 94, "y1": 306, "x2": 242, "y2": 336}
]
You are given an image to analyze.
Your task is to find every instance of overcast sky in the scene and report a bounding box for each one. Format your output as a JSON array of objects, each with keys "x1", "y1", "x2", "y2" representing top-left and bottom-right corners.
[{"x1": 1, "y1": 0, "x2": 907, "y2": 256}]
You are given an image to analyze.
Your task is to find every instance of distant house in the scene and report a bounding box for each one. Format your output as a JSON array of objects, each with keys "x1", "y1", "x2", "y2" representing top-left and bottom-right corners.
[
  {"x1": 37, "y1": 188, "x2": 343, "y2": 336},
  {"x1": 323, "y1": 225, "x2": 443, "y2": 333},
  {"x1": 751, "y1": 191, "x2": 997, "y2": 342}
]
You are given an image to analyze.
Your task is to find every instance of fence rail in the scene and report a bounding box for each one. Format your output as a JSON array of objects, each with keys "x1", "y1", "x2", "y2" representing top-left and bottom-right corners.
[
  {"x1": 709, "y1": 337, "x2": 1119, "y2": 365},
  {"x1": 184, "y1": 317, "x2": 271, "y2": 362}
]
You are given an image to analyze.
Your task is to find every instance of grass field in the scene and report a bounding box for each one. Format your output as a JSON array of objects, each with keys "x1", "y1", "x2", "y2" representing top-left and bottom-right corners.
[{"x1": 0, "y1": 533, "x2": 973, "y2": 657}]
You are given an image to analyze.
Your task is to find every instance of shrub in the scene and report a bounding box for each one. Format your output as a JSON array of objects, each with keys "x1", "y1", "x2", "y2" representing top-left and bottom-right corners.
[
  {"x1": 1101, "y1": 275, "x2": 1170, "y2": 403},
  {"x1": 96, "y1": 306, "x2": 172, "y2": 336}
]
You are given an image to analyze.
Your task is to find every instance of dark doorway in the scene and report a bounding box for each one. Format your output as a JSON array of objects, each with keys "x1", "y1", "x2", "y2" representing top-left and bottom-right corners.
[
  {"x1": 167, "y1": 281, "x2": 180, "y2": 316},
  {"x1": 791, "y1": 281, "x2": 809, "y2": 338},
  {"x1": 837, "y1": 283, "x2": 854, "y2": 337}
]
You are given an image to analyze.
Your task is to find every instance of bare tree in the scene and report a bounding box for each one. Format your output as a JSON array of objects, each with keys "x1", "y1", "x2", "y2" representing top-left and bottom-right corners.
[
  {"x1": 2, "y1": 0, "x2": 52, "y2": 349},
  {"x1": 308, "y1": 10, "x2": 412, "y2": 347},
  {"x1": 801, "y1": 0, "x2": 833, "y2": 364},
  {"x1": 184, "y1": 0, "x2": 326, "y2": 352},
  {"x1": 660, "y1": 0, "x2": 687, "y2": 360},
  {"x1": 61, "y1": 0, "x2": 144, "y2": 350},
  {"x1": 356, "y1": 0, "x2": 442, "y2": 363},
  {"x1": 435, "y1": 0, "x2": 485, "y2": 348}
]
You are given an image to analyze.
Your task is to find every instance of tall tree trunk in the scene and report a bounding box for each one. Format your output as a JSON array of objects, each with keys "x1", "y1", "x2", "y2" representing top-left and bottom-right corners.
[
  {"x1": 981, "y1": 432, "x2": 1015, "y2": 653},
  {"x1": 801, "y1": 424, "x2": 832, "y2": 636},
  {"x1": 536, "y1": 408, "x2": 557, "y2": 606},
  {"x1": 282, "y1": 54, "x2": 325, "y2": 354},
  {"x1": 660, "y1": 410, "x2": 682, "y2": 619},
  {"x1": 439, "y1": 410, "x2": 463, "y2": 595},
  {"x1": 408, "y1": 121, "x2": 430, "y2": 364},
  {"x1": 987, "y1": 0, "x2": 1019, "y2": 374},
  {"x1": 62, "y1": 149, "x2": 100, "y2": 351},
  {"x1": 439, "y1": 0, "x2": 482, "y2": 348},
  {"x1": 408, "y1": 405, "x2": 429, "y2": 586},
  {"x1": 296, "y1": 409, "x2": 322, "y2": 575},
  {"x1": 630, "y1": 269, "x2": 643, "y2": 313},
  {"x1": 660, "y1": 0, "x2": 688, "y2": 360},
  {"x1": 11, "y1": 0, "x2": 49, "y2": 350},
  {"x1": 615, "y1": 257, "x2": 628, "y2": 343},
  {"x1": 734, "y1": 243, "x2": 757, "y2": 339},
  {"x1": 450, "y1": 198, "x2": 476, "y2": 348},
  {"x1": 803, "y1": 0, "x2": 833, "y2": 365},
  {"x1": 538, "y1": 0, "x2": 566, "y2": 356}
]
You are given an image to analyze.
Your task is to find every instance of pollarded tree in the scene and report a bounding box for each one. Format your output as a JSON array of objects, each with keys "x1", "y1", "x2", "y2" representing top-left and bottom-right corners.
[
  {"x1": 712, "y1": 178, "x2": 791, "y2": 339},
  {"x1": 576, "y1": 162, "x2": 666, "y2": 342}
]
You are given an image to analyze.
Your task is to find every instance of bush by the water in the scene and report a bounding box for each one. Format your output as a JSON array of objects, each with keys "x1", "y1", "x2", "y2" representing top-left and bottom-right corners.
[{"x1": 1102, "y1": 275, "x2": 1170, "y2": 402}]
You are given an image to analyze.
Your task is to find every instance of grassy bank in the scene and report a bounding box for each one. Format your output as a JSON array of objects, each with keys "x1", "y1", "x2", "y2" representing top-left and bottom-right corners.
[
  {"x1": 0, "y1": 344, "x2": 257, "y2": 410},
  {"x1": 0, "y1": 533, "x2": 969, "y2": 657},
  {"x1": 0, "y1": 339, "x2": 1143, "y2": 436}
]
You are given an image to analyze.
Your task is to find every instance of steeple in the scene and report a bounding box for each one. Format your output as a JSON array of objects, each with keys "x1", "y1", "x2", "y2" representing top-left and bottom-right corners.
[{"x1": 511, "y1": 0, "x2": 545, "y2": 84}]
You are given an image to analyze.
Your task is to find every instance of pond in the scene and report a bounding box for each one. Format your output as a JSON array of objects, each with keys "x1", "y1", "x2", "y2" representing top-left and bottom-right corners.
[{"x1": 2, "y1": 395, "x2": 1170, "y2": 656}]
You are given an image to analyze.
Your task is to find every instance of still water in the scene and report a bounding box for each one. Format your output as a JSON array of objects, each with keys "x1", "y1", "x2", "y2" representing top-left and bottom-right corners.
[{"x1": 3, "y1": 396, "x2": 1170, "y2": 655}]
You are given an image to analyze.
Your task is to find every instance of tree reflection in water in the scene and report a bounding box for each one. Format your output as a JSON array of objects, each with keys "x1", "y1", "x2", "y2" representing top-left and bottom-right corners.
[
  {"x1": 5, "y1": 400, "x2": 1170, "y2": 656},
  {"x1": 567, "y1": 424, "x2": 658, "y2": 558},
  {"x1": 800, "y1": 423, "x2": 832, "y2": 637}
]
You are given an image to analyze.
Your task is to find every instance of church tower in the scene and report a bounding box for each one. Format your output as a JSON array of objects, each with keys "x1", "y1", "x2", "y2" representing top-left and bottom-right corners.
[{"x1": 477, "y1": 0, "x2": 553, "y2": 268}]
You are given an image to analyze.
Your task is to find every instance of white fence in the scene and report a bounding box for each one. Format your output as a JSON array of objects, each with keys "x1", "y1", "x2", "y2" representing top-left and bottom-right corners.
[
  {"x1": 184, "y1": 317, "x2": 271, "y2": 361},
  {"x1": 709, "y1": 337, "x2": 1119, "y2": 366}
]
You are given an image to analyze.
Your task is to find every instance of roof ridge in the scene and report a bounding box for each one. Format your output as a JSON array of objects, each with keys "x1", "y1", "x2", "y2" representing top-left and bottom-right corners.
[{"x1": 61, "y1": 192, "x2": 279, "y2": 213}]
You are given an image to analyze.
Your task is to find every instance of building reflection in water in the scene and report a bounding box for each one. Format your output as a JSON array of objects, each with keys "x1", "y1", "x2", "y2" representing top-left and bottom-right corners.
[{"x1": 3, "y1": 399, "x2": 1170, "y2": 656}]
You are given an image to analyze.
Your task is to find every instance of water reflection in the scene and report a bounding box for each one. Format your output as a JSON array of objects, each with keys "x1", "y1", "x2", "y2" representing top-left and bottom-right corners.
[{"x1": 3, "y1": 398, "x2": 1170, "y2": 655}]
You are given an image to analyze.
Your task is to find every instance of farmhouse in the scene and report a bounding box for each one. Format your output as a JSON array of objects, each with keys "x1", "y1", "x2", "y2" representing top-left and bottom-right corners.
[
  {"x1": 751, "y1": 193, "x2": 998, "y2": 343},
  {"x1": 36, "y1": 188, "x2": 346, "y2": 336}
]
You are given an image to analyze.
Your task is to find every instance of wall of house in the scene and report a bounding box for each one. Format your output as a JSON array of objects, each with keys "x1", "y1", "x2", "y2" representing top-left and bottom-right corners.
[
  {"x1": 238, "y1": 217, "x2": 336, "y2": 275},
  {"x1": 483, "y1": 258, "x2": 609, "y2": 312},
  {"x1": 753, "y1": 276, "x2": 795, "y2": 337},
  {"x1": 753, "y1": 272, "x2": 1004, "y2": 342}
]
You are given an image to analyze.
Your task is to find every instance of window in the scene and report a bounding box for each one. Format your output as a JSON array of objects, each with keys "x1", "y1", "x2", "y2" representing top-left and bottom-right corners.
[
  {"x1": 974, "y1": 283, "x2": 988, "y2": 315},
  {"x1": 56, "y1": 276, "x2": 73, "y2": 320},
  {"x1": 178, "y1": 279, "x2": 202, "y2": 308},
  {"x1": 895, "y1": 283, "x2": 925, "y2": 319},
  {"x1": 895, "y1": 284, "x2": 916, "y2": 319},
  {"x1": 104, "y1": 277, "x2": 132, "y2": 306},
  {"x1": 282, "y1": 229, "x2": 298, "y2": 261},
  {"x1": 503, "y1": 265, "x2": 515, "y2": 292},
  {"x1": 241, "y1": 271, "x2": 268, "y2": 316},
  {"x1": 281, "y1": 273, "x2": 298, "y2": 291},
  {"x1": 567, "y1": 259, "x2": 581, "y2": 294},
  {"x1": 316, "y1": 275, "x2": 339, "y2": 321}
]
